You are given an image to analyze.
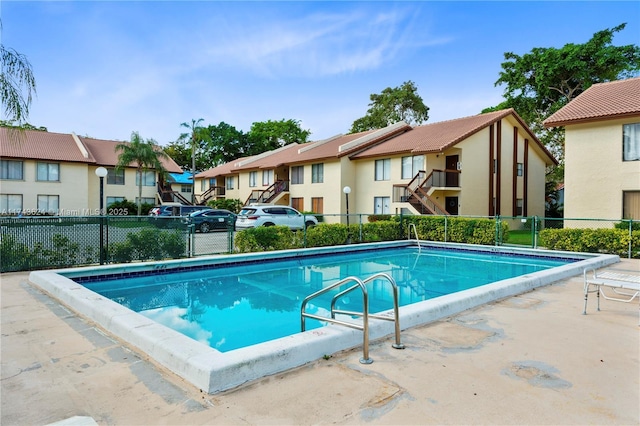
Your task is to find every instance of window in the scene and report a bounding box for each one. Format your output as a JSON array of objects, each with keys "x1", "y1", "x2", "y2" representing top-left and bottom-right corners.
[
  {"x1": 623, "y1": 191, "x2": 640, "y2": 220},
  {"x1": 37, "y1": 195, "x2": 59, "y2": 214},
  {"x1": 517, "y1": 163, "x2": 524, "y2": 177},
  {"x1": 201, "y1": 179, "x2": 207, "y2": 191},
  {"x1": 36, "y1": 162, "x2": 60, "y2": 181},
  {"x1": 312, "y1": 163, "x2": 324, "y2": 183},
  {"x1": 249, "y1": 171, "x2": 258, "y2": 188},
  {"x1": 292, "y1": 197, "x2": 304, "y2": 212},
  {"x1": 291, "y1": 166, "x2": 304, "y2": 185},
  {"x1": 136, "y1": 197, "x2": 156, "y2": 206},
  {"x1": 181, "y1": 185, "x2": 192, "y2": 193},
  {"x1": 0, "y1": 160, "x2": 23, "y2": 180},
  {"x1": 263, "y1": 170, "x2": 274, "y2": 186},
  {"x1": 106, "y1": 196, "x2": 125, "y2": 206},
  {"x1": 311, "y1": 197, "x2": 324, "y2": 213},
  {"x1": 375, "y1": 159, "x2": 390, "y2": 181},
  {"x1": 107, "y1": 168, "x2": 125, "y2": 185},
  {"x1": 226, "y1": 176, "x2": 235, "y2": 190},
  {"x1": 516, "y1": 199, "x2": 523, "y2": 216},
  {"x1": 0, "y1": 194, "x2": 22, "y2": 214},
  {"x1": 623, "y1": 123, "x2": 640, "y2": 161},
  {"x1": 374, "y1": 196, "x2": 390, "y2": 214},
  {"x1": 401, "y1": 155, "x2": 423, "y2": 179},
  {"x1": 135, "y1": 171, "x2": 155, "y2": 186}
]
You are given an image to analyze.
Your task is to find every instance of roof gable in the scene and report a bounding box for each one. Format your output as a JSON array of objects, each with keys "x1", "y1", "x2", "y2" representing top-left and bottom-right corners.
[
  {"x1": 544, "y1": 77, "x2": 640, "y2": 127},
  {"x1": 0, "y1": 128, "x2": 95, "y2": 163}
]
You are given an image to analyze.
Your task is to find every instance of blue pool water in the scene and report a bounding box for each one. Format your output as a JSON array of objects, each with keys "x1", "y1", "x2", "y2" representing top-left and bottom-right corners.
[{"x1": 75, "y1": 247, "x2": 575, "y2": 352}]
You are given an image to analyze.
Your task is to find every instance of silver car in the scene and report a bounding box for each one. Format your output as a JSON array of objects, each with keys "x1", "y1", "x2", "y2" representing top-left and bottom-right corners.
[{"x1": 236, "y1": 205, "x2": 318, "y2": 230}]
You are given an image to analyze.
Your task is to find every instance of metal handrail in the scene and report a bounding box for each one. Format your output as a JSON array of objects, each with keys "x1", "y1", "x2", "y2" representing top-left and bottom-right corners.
[
  {"x1": 300, "y1": 273, "x2": 404, "y2": 364},
  {"x1": 408, "y1": 223, "x2": 422, "y2": 254}
]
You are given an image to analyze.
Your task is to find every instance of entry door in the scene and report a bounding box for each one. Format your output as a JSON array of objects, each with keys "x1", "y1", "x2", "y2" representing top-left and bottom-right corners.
[
  {"x1": 445, "y1": 155, "x2": 459, "y2": 187},
  {"x1": 445, "y1": 197, "x2": 459, "y2": 215}
]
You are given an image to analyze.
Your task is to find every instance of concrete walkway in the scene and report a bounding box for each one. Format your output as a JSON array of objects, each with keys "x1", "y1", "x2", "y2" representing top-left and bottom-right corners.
[{"x1": 1, "y1": 259, "x2": 638, "y2": 425}]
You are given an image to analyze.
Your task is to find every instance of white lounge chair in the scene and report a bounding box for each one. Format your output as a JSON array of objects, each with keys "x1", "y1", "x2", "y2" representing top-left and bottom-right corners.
[{"x1": 583, "y1": 268, "x2": 640, "y2": 315}]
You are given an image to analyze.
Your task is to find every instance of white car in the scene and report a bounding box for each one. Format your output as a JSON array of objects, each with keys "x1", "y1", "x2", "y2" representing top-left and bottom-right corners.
[{"x1": 236, "y1": 205, "x2": 318, "y2": 230}]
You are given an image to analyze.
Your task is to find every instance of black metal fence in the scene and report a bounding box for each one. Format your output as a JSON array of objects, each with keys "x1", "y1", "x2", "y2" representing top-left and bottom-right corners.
[
  {"x1": 1, "y1": 214, "x2": 637, "y2": 273},
  {"x1": 0, "y1": 216, "x2": 233, "y2": 273}
]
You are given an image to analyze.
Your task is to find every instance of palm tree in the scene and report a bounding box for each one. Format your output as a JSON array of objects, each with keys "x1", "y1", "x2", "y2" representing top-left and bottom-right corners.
[
  {"x1": 179, "y1": 118, "x2": 205, "y2": 204},
  {"x1": 115, "y1": 131, "x2": 169, "y2": 215}
]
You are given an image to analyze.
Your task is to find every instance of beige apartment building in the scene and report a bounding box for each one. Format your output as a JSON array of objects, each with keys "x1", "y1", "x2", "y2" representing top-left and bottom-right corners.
[
  {"x1": 544, "y1": 77, "x2": 640, "y2": 223},
  {"x1": 0, "y1": 128, "x2": 183, "y2": 216},
  {"x1": 195, "y1": 109, "x2": 556, "y2": 223}
]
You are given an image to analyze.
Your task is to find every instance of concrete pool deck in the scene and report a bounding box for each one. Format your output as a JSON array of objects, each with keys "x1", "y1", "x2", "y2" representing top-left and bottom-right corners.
[{"x1": 2, "y1": 259, "x2": 639, "y2": 425}]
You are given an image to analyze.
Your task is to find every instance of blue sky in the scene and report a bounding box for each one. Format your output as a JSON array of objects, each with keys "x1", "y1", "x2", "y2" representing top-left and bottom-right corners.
[{"x1": 2, "y1": 1, "x2": 639, "y2": 146}]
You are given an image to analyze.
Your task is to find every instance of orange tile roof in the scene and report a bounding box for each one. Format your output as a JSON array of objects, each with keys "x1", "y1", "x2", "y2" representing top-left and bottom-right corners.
[
  {"x1": 544, "y1": 77, "x2": 640, "y2": 127},
  {"x1": 0, "y1": 128, "x2": 183, "y2": 172},
  {"x1": 0, "y1": 128, "x2": 95, "y2": 163},
  {"x1": 235, "y1": 143, "x2": 302, "y2": 171},
  {"x1": 79, "y1": 137, "x2": 183, "y2": 173},
  {"x1": 195, "y1": 155, "x2": 256, "y2": 178},
  {"x1": 350, "y1": 109, "x2": 517, "y2": 158}
]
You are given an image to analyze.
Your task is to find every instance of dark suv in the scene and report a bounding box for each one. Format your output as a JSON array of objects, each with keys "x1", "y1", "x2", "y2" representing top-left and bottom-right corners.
[{"x1": 149, "y1": 205, "x2": 212, "y2": 217}]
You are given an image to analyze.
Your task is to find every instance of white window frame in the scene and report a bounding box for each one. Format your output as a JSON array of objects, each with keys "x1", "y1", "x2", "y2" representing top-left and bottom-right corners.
[
  {"x1": 312, "y1": 163, "x2": 324, "y2": 183},
  {"x1": 226, "y1": 176, "x2": 235, "y2": 190},
  {"x1": 374, "y1": 196, "x2": 390, "y2": 214},
  {"x1": 135, "y1": 170, "x2": 155, "y2": 186},
  {"x1": 623, "y1": 123, "x2": 640, "y2": 161},
  {"x1": 36, "y1": 162, "x2": 60, "y2": 182},
  {"x1": 37, "y1": 195, "x2": 59, "y2": 214},
  {"x1": 249, "y1": 171, "x2": 257, "y2": 188},
  {"x1": 375, "y1": 159, "x2": 391, "y2": 181},
  {"x1": 262, "y1": 170, "x2": 274, "y2": 186},
  {"x1": 0, "y1": 160, "x2": 23, "y2": 180},
  {"x1": 291, "y1": 166, "x2": 304, "y2": 185},
  {"x1": 401, "y1": 155, "x2": 424, "y2": 179},
  {"x1": 107, "y1": 168, "x2": 125, "y2": 185},
  {"x1": 0, "y1": 194, "x2": 23, "y2": 214}
]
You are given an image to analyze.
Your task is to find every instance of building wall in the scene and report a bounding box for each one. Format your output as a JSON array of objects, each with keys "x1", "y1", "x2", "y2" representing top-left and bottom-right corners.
[
  {"x1": 2, "y1": 160, "x2": 90, "y2": 215},
  {"x1": 564, "y1": 117, "x2": 640, "y2": 221}
]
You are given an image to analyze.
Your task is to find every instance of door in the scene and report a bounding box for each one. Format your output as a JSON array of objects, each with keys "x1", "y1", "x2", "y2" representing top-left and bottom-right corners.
[
  {"x1": 445, "y1": 197, "x2": 459, "y2": 215},
  {"x1": 445, "y1": 155, "x2": 459, "y2": 187}
]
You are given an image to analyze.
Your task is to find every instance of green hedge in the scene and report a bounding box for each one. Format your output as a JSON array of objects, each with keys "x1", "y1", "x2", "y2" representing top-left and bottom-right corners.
[
  {"x1": 539, "y1": 228, "x2": 640, "y2": 258},
  {"x1": 403, "y1": 216, "x2": 508, "y2": 245},
  {"x1": 233, "y1": 216, "x2": 504, "y2": 253}
]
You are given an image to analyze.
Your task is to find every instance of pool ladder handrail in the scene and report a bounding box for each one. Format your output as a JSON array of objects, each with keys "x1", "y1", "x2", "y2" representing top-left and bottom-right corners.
[
  {"x1": 408, "y1": 223, "x2": 422, "y2": 253},
  {"x1": 300, "y1": 272, "x2": 405, "y2": 364}
]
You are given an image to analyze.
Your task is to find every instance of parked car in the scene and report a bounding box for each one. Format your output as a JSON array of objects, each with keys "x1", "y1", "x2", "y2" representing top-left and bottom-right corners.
[
  {"x1": 236, "y1": 205, "x2": 317, "y2": 230},
  {"x1": 148, "y1": 205, "x2": 212, "y2": 217},
  {"x1": 185, "y1": 209, "x2": 236, "y2": 233}
]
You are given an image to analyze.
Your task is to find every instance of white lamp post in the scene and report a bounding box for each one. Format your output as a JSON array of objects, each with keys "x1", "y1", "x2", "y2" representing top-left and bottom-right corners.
[
  {"x1": 343, "y1": 186, "x2": 351, "y2": 242},
  {"x1": 95, "y1": 167, "x2": 108, "y2": 264}
]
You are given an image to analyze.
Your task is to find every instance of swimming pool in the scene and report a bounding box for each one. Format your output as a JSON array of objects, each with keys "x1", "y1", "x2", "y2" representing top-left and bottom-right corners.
[
  {"x1": 29, "y1": 240, "x2": 618, "y2": 393},
  {"x1": 72, "y1": 247, "x2": 573, "y2": 353}
]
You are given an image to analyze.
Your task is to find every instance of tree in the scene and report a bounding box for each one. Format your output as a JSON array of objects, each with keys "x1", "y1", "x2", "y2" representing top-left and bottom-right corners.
[
  {"x1": 485, "y1": 23, "x2": 640, "y2": 163},
  {"x1": 202, "y1": 122, "x2": 251, "y2": 166},
  {"x1": 179, "y1": 118, "x2": 207, "y2": 203},
  {"x1": 1, "y1": 43, "x2": 36, "y2": 125},
  {"x1": 349, "y1": 80, "x2": 429, "y2": 133},
  {"x1": 115, "y1": 131, "x2": 169, "y2": 215},
  {"x1": 246, "y1": 119, "x2": 311, "y2": 152},
  {"x1": 0, "y1": 120, "x2": 46, "y2": 131}
]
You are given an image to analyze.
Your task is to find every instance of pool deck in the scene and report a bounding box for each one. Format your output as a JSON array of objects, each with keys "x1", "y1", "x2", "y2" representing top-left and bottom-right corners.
[{"x1": 2, "y1": 259, "x2": 639, "y2": 425}]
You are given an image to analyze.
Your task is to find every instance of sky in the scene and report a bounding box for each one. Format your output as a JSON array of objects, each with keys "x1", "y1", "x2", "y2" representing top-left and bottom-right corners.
[{"x1": 2, "y1": 1, "x2": 639, "y2": 146}]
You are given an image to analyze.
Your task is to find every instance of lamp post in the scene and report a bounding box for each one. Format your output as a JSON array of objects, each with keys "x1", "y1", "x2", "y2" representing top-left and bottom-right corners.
[
  {"x1": 343, "y1": 186, "x2": 351, "y2": 243},
  {"x1": 95, "y1": 167, "x2": 108, "y2": 265}
]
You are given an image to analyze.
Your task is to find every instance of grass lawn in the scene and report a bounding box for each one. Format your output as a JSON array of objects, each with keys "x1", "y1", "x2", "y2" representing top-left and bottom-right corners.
[{"x1": 506, "y1": 230, "x2": 535, "y2": 246}]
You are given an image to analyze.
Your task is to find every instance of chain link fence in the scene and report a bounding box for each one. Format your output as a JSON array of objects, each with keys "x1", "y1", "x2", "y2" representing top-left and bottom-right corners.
[{"x1": 1, "y1": 214, "x2": 637, "y2": 273}]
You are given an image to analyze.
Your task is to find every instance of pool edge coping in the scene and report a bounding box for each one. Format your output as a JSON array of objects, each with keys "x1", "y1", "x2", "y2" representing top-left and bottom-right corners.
[{"x1": 28, "y1": 241, "x2": 619, "y2": 393}]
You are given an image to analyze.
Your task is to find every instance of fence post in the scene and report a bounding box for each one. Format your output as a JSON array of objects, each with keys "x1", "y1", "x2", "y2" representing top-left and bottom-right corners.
[
  {"x1": 533, "y1": 216, "x2": 538, "y2": 249},
  {"x1": 495, "y1": 215, "x2": 501, "y2": 246},
  {"x1": 444, "y1": 215, "x2": 448, "y2": 242},
  {"x1": 628, "y1": 219, "x2": 633, "y2": 259}
]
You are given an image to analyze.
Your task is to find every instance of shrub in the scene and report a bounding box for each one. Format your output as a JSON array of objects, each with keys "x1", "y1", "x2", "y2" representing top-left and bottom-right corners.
[
  {"x1": 235, "y1": 226, "x2": 303, "y2": 252},
  {"x1": 539, "y1": 228, "x2": 639, "y2": 258},
  {"x1": 208, "y1": 198, "x2": 243, "y2": 213},
  {"x1": 305, "y1": 223, "x2": 349, "y2": 247},
  {"x1": 614, "y1": 220, "x2": 640, "y2": 231}
]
